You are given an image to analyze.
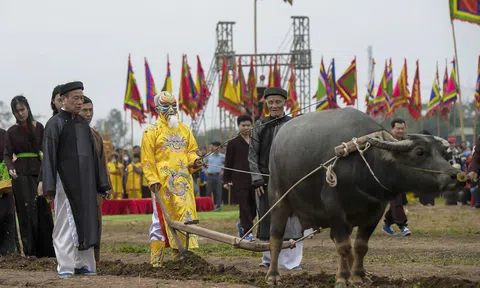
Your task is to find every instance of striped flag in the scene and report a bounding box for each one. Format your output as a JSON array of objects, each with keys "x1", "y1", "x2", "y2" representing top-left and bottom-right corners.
[
  {"x1": 426, "y1": 63, "x2": 442, "y2": 118},
  {"x1": 287, "y1": 57, "x2": 300, "y2": 117},
  {"x1": 365, "y1": 59, "x2": 376, "y2": 115},
  {"x1": 144, "y1": 57, "x2": 158, "y2": 118},
  {"x1": 124, "y1": 54, "x2": 146, "y2": 124}
]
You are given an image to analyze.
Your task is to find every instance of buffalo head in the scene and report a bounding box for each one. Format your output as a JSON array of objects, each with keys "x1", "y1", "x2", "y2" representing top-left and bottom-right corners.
[{"x1": 366, "y1": 134, "x2": 466, "y2": 196}]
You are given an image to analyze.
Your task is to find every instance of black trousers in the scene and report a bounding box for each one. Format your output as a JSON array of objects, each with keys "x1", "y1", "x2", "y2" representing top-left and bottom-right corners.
[
  {"x1": 384, "y1": 193, "x2": 408, "y2": 227},
  {"x1": 234, "y1": 187, "x2": 256, "y2": 234},
  {"x1": 12, "y1": 174, "x2": 39, "y2": 256},
  {"x1": 0, "y1": 192, "x2": 19, "y2": 256}
]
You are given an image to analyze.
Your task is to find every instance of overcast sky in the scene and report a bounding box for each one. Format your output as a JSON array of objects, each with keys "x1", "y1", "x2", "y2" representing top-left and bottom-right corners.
[{"x1": 1, "y1": 0, "x2": 479, "y2": 145}]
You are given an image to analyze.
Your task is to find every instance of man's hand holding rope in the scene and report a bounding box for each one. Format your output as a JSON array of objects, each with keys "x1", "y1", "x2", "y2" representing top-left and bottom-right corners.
[{"x1": 253, "y1": 179, "x2": 266, "y2": 196}]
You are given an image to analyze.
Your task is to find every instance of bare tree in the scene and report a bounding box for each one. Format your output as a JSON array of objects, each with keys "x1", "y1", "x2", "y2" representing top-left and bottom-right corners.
[
  {"x1": 0, "y1": 101, "x2": 13, "y2": 128},
  {"x1": 95, "y1": 108, "x2": 128, "y2": 149}
]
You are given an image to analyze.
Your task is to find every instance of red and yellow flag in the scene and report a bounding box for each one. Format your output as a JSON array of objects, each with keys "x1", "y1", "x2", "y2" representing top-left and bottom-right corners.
[
  {"x1": 195, "y1": 55, "x2": 210, "y2": 114},
  {"x1": 287, "y1": 57, "x2": 300, "y2": 117},
  {"x1": 124, "y1": 54, "x2": 146, "y2": 124},
  {"x1": 450, "y1": 0, "x2": 480, "y2": 25},
  {"x1": 408, "y1": 60, "x2": 421, "y2": 120},
  {"x1": 392, "y1": 58, "x2": 410, "y2": 109},
  {"x1": 218, "y1": 56, "x2": 242, "y2": 116},
  {"x1": 336, "y1": 57, "x2": 357, "y2": 106}
]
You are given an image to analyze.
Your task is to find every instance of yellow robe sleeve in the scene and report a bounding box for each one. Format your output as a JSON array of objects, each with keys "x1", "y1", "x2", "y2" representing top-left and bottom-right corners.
[
  {"x1": 141, "y1": 125, "x2": 160, "y2": 187},
  {"x1": 185, "y1": 127, "x2": 200, "y2": 174}
]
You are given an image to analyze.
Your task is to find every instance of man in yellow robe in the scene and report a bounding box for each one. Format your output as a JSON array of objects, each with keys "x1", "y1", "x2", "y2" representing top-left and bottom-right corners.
[
  {"x1": 107, "y1": 152, "x2": 124, "y2": 200},
  {"x1": 141, "y1": 91, "x2": 203, "y2": 267},
  {"x1": 125, "y1": 154, "x2": 143, "y2": 199}
]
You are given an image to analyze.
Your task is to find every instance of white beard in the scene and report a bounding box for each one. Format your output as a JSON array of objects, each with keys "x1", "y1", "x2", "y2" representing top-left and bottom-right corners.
[{"x1": 167, "y1": 114, "x2": 179, "y2": 129}]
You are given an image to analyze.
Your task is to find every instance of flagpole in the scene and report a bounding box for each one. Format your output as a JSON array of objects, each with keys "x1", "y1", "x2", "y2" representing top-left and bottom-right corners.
[
  {"x1": 474, "y1": 108, "x2": 478, "y2": 144},
  {"x1": 449, "y1": 16, "x2": 465, "y2": 141},
  {"x1": 123, "y1": 110, "x2": 127, "y2": 159},
  {"x1": 131, "y1": 115, "x2": 134, "y2": 198},
  {"x1": 254, "y1": 0, "x2": 257, "y2": 57},
  {"x1": 437, "y1": 112, "x2": 441, "y2": 136}
]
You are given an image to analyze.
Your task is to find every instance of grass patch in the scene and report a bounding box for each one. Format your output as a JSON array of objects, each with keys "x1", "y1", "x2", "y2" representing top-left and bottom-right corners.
[{"x1": 103, "y1": 210, "x2": 239, "y2": 222}]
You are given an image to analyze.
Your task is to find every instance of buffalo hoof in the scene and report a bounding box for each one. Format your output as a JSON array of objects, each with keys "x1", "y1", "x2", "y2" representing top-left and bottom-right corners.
[
  {"x1": 266, "y1": 271, "x2": 280, "y2": 286},
  {"x1": 348, "y1": 275, "x2": 365, "y2": 287},
  {"x1": 334, "y1": 278, "x2": 347, "y2": 288}
]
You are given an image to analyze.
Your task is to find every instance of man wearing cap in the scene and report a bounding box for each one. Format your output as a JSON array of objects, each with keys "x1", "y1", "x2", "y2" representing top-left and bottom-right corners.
[
  {"x1": 248, "y1": 87, "x2": 303, "y2": 270},
  {"x1": 42, "y1": 81, "x2": 111, "y2": 278},
  {"x1": 446, "y1": 137, "x2": 461, "y2": 167}
]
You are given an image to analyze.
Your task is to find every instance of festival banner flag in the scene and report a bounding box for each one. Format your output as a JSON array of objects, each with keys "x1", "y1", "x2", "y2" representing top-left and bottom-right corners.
[
  {"x1": 408, "y1": 60, "x2": 421, "y2": 120},
  {"x1": 161, "y1": 55, "x2": 173, "y2": 93},
  {"x1": 365, "y1": 59, "x2": 376, "y2": 115},
  {"x1": 236, "y1": 57, "x2": 251, "y2": 105},
  {"x1": 124, "y1": 54, "x2": 146, "y2": 124},
  {"x1": 287, "y1": 57, "x2": 300, "y2": 117},
  {"x1": 392, "y1": 58, "x2": 410, "y2": 109},
  {"x1": 475, "y1": 56, "x2": 480, "y2": 111},
  {"x1": 261, "y1": 63, "x2": 275, "y2": 117},
  {"x1": 327, "y1": 58, "x2": 339, "y2": 109},
  {"x1": 450, "y1": 0, "x2": 480, "y2": 25},
  {"x1": 178, "y1": 55, "x2": 190, "y2": 115},
  {"x1": 144, "y1": 57, "x2": 158, "y2": 119},
  {"x1": 185, "y1": 56, "x2": 199, "y2": 118},
  {"x1": 426, "y1": 63, "x2": 442, "y2": 118},
  {"x1": 246, "y1": 57, "x2": 258, "y2": 117},
  {"x1": 218, "y1": 56, "x2": 242, "y2": 116},
  {"x1": 372, "y1": 60, "x2": 389, "y2": 118},
  {"x1": 385, "y1": 59, "x2": 394, "y2": 115},
  {"x1": 336, "y1": 57, "x2": 358, "y2": 106},
  {"x1": 442, "y1": 59, "x2": 458, "y2": 111},
  {"x1": 273, "y1": 57, "x2": 281, "y2": 87},
  {"x1": 195, "y1": 55, "x2": 211, "y2": 114},
  {"x1": 314, "y1": 58, "x2": 332, "y2": 111}
]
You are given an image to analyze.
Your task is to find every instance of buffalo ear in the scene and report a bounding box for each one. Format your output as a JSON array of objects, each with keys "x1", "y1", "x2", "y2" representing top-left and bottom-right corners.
[{"x1": 366, "y1": 136, "x2": 414, "y2": 152}]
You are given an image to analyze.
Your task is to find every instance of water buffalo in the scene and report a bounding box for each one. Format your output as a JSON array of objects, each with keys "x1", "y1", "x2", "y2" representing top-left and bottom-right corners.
[{"x1": 266, "y1": 107, "x2": 465, "y2": 287}]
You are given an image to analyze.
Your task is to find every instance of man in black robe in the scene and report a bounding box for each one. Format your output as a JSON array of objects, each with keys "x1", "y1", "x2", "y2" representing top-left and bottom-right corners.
[
  {"x1": 42, "y1": 81, "x2": 111, "y2": 278},
  {"x1": 248, "y1": 87, "x2": 303, "y2": 270}
]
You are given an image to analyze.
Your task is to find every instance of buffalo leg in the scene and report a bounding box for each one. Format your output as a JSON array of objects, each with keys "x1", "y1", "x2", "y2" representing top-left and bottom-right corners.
[
  {"x1": 330, "y1": 219, "x2": 353, "y2": 287},
  {"x1": 350, "y1": 211, "x2": 383, "y2": 285},
  {"x1": 266, "y1": 204, "x2": 290, "y2": 285}
]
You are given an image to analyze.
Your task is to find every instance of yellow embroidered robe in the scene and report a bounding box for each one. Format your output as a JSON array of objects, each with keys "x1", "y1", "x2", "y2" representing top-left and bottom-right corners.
[
  {"x1": 126, "y1": 162, "x2": 142, "y2": 199},
  {"x1": 141, "y1": 118, "x2": 200, "y2": 249},
  {"x1": 108, "y1": 161, "x2": 124, "y2": 200}
]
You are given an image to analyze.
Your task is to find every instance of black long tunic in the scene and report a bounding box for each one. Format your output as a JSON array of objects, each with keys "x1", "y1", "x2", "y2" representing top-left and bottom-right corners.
[
  {"x1": 42, "y1": 110, "x2": 111, "y2": 251},
  {"x1": 248, "y1": 115, "x2": 299, "y2": 241}
]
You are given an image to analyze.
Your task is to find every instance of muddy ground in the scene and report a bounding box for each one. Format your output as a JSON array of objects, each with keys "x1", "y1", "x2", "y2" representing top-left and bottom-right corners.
[{"x1": 0, "y1": 203, "x2": 479, "y2": 287}]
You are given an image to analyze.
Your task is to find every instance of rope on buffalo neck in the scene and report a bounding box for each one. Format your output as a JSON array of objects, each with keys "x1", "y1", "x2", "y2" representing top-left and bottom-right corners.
[
  {"x1": 237, "y1": 155, "x2": 339, "y2": 244},
  {"x1": 352, "y1": 138, "x2": 392, "y2": 192}
]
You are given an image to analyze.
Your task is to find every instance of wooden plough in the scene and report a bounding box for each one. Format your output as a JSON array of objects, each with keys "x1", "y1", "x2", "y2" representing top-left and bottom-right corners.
[{"x1": 153, "y1": 192, "x2": 295, "y2": 254}]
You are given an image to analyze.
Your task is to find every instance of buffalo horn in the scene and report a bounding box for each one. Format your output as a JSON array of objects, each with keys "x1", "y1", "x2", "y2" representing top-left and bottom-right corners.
[
  {"x1": 366, "y1": 136, "x2": 414, "y2": 152},
  {"x1": 433, "y1": 136, "x2": 449, "y2": 148}
]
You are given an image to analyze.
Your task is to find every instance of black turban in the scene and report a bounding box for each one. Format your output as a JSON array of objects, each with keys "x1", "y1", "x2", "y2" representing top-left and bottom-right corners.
[
  {"x1": 60, "y1": 81, "x2": 84, "y2": 95},
  {"x1": 263, "y1": 87, "x2": 287, "y2": 99}
]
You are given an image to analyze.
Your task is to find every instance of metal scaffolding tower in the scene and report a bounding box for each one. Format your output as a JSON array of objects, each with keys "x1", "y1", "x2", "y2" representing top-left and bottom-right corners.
[{"x1": 191, "y1": 16, "x2": 311, "y2": 137}]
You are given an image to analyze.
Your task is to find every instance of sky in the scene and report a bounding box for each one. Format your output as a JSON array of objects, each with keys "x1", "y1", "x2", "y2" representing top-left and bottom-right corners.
[{"x1": 1, "y1": 0, "x2": 479, "y2": 145}]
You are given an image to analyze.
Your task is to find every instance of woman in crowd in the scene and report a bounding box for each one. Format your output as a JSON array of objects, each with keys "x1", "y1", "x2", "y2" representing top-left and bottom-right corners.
[{"x1": 3, "y1": 96, "x2": 47, "y2": 256}]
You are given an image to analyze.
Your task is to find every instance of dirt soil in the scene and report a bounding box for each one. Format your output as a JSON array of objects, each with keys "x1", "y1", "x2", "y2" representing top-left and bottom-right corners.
[{"x1": 0, "y1": 253, "x2": 478, "y2": 288}]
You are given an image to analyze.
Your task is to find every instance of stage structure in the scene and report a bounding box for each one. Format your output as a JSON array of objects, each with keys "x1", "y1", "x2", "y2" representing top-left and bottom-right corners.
[{"x1": 191, "y1": 16, "x2": 312, "y2": 138}]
